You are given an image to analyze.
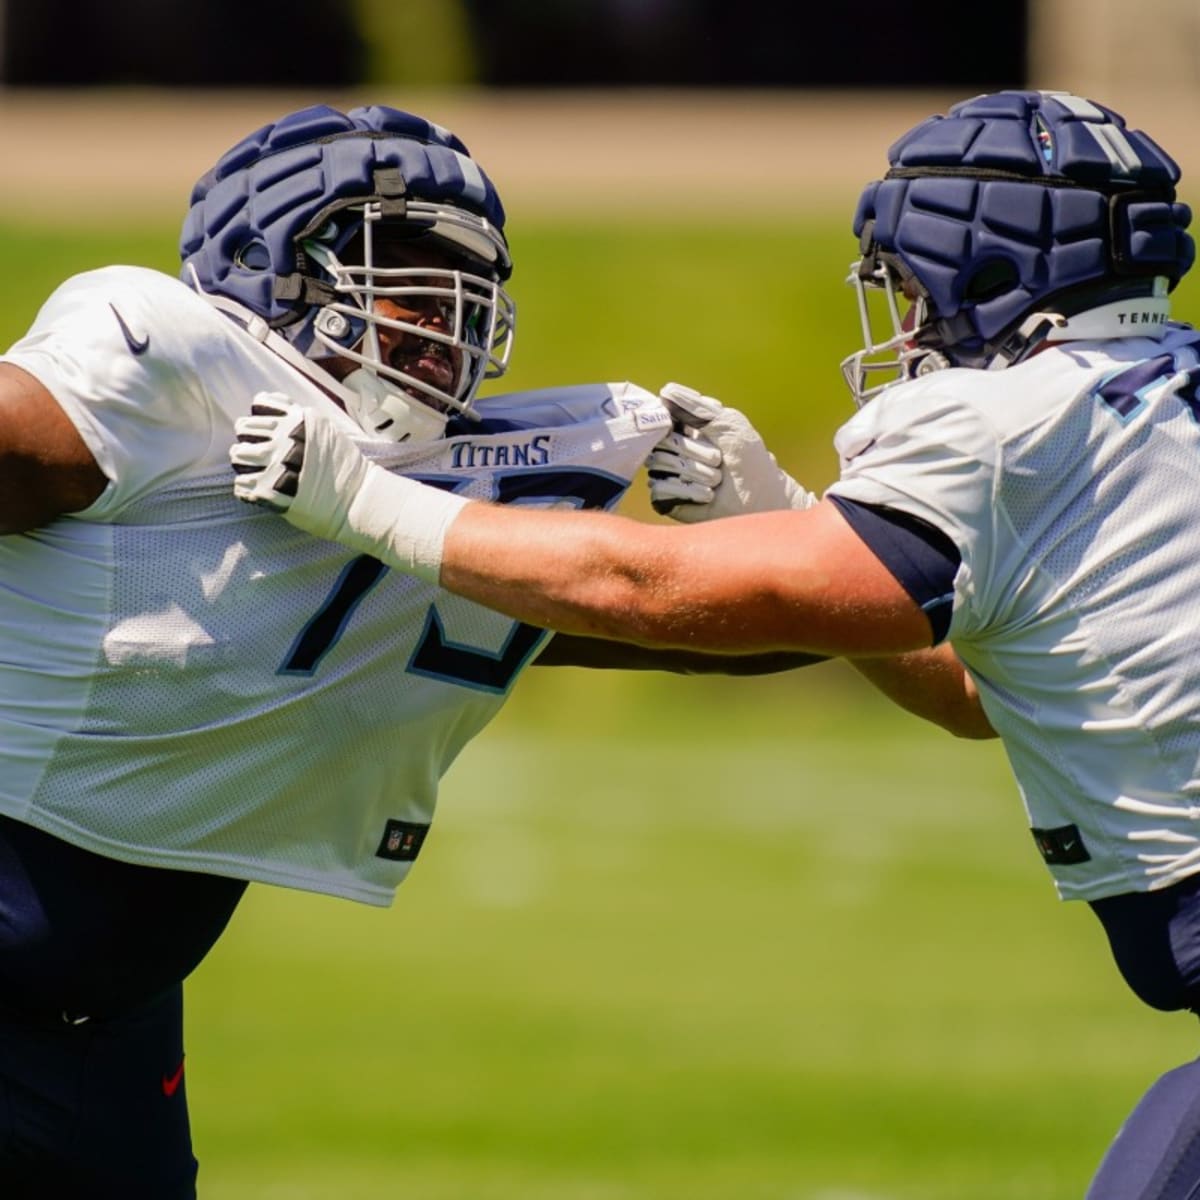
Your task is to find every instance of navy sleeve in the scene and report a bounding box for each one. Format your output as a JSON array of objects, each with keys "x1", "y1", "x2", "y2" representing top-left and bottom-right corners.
[{"x1": 827, "y1": 494, "x2": 960, "y2": 644}]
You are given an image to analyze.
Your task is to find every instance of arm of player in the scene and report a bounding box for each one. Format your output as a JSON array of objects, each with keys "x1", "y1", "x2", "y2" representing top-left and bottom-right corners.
[
  {"x1": 445, "y1": 500, "x2": 994, "y2": 734},
  {"x1": 0, "y1": 363, "x2": 107, "y2": 533},
  {"x1": 231, "y1": 396, "x2": 927, "y2": 653},
  {"x1": 231, "y1": 399, "x2": 828, "y2": 677},
  {"x1": 643, "y1": 383, "x2": 993, "y2": 735},
  {"x1": 850, "y1": 645, "x2": 995, "y2": 739},
  {"x1": 230, "y1": 396, "x2": 993, "y2": 734},
  {"x1": 533, "y1": 634, "x2": 828, "y2": 675},
  {"x1": 441, "y1": 497, "x2": 932, "y2": 654}
]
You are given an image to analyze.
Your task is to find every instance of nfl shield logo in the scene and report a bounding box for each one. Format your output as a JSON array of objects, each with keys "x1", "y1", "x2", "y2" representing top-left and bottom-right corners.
[{"x1": 376, "y1": 818, "x2": 429, "y2": 862}]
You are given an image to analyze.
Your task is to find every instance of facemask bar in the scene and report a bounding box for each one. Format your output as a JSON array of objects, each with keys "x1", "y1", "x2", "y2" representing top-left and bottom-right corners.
[
  {"x1": 840, "y1": 253, "x2": 1177, "y2": 409},
  {"x1": 839, "y1": 257, "x2": 939, "y2": 408},
  {"x1": 304, "y1": 202, "x2": 515, "y2": 420}
]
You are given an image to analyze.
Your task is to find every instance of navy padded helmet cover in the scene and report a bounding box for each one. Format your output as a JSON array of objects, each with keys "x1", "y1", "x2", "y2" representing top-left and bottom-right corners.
[
  {"x1": 852, "y1": 91, "x2": 1195, "y2": 347},
  {"x1": 180, "y1": 104, "x2": 508, "y2": 322}
]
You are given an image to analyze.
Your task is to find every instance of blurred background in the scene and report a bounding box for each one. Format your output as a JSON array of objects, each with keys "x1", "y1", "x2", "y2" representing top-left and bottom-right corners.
[{"x1": 3, "y1": 2, "x2": 1200, "y2": 1197}]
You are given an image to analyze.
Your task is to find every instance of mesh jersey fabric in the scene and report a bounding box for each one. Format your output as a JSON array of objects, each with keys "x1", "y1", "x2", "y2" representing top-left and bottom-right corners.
[
  {"x1": 0, "y1": 266, "x2": 670, "y2": 905},
  {"x1": 828, "y1": 322, "x2": 1200, "y2": 900}
]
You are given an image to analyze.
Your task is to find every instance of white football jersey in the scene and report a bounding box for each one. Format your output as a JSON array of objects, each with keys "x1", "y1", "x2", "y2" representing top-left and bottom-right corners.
[
  {"x1": 828, "y1": 323, "x2": 1200, "y2": 900},
  {"x1": 0, "y1": 265, "x2": 671, "y2": 905}
]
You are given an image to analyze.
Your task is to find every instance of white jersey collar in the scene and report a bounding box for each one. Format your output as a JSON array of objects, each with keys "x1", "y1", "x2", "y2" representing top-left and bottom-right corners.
[{"x1": 1043, "y1": 294, "x2": 1172, "y2": 343}]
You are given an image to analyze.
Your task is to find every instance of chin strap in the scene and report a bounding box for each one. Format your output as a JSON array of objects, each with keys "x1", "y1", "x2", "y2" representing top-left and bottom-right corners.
[{"x1": 340, "y1": 368, "x2": 448, "y2": 443}]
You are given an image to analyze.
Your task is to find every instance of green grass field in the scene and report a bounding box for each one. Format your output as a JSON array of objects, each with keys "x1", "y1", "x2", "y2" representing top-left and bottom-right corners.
[{"x1": 4, "y1": 217, "x2": 1200, "y2": 1198}]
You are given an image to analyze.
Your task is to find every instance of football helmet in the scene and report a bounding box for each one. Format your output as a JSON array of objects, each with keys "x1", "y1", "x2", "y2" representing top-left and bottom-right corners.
[
  {"x1": 842, "y1": 90, "x2": 1195, "y2": 405},
  {"x1": 180, "y1": 104, "x2": 515, "y2": 441}
]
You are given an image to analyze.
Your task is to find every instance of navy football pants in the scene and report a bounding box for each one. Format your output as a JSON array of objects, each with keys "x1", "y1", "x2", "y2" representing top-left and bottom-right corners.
[
  {"x1": 0, "y1": 986, "x2": 195, "y2": 1198},
  {"x1": 1087, "y1": 875, "x2": 1200, "y2": 1198},
  {"x1": 0, "y1": 816, "x2": 245, "y2": 1196}
]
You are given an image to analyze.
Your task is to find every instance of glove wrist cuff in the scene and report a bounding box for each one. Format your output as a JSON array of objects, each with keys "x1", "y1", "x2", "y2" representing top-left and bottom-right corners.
[{"x1": 345, "y1": 467, "x2": 471, "y2": 583}]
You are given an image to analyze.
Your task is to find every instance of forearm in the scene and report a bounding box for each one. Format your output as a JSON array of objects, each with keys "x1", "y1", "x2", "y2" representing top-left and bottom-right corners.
[
  {"x1": 232, "y1": 403, "x2": 937, "y2": 660},
  {"x1": 534, "y1": 633, "x2": 829, "y2": 673},
  {"x1": 850, "y1": 645, "x2": 996, "y2": 739},
  {"x1": 442, "y1": 501, "x2": 746, "y2": 648},
  {"x1": 441, "y1": 499, "x2": 932, "y2": 657}
]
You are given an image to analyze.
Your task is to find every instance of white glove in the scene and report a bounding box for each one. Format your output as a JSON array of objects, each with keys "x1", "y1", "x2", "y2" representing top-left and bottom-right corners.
[
  {"x1": 646, "y1": 382, "x2": 817, "y2": 522},
  {"x1": 230, "y1": 393, "x2": 469, "y2": 582}
]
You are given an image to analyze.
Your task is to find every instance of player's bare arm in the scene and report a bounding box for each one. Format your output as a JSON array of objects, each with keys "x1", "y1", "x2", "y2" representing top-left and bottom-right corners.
[
  {"x1": 447, "y1": 500, "x2": 992, "y2": 736},
  {"x1": 540, "y1": 583, "x2": 989, "y2": 730},
  {"x1": 441, "y1": 498, "x2": 931, "y2": 655},
  {"x1": 533, "y1": 633, "x2": 827, "y2": 675},
  {"x1": 230, "y1": 398, "x2": 928, "y2": 654},
  {"x1": 849, "y1": 645, "x2": 993, "y2": 740},
  {"x1": 232, "y1": 396, "x2": 988, "y2": 733},
  {"x1": 0, "y1": 363, "x2": 106, "y2": 533}
]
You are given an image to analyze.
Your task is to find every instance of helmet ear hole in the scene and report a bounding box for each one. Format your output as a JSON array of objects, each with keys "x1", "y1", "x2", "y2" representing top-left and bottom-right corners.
[
  {"x1": 964, "y1": 259, "x2": 1020, "y2": 302},
  {"x1": 235, "y1": 241, "x2": 271, "y2": 271}
]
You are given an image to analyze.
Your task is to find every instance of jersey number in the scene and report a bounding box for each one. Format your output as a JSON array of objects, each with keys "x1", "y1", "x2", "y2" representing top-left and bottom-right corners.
[
  {"x1": 280, "y1": 468, "x2": 626, "y2": 692},
  {"x1": 1094, "y1": 354, "x2": 1200, "y2": 424}
]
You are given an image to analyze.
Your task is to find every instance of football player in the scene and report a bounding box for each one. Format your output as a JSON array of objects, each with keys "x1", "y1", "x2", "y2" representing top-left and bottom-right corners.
[
  {"x1": 0, "y1": 103, "x2": 811, "y2": 1197},
  {"x1": 234, "y1": 90, "x2": 1200, "y2": 1196}
]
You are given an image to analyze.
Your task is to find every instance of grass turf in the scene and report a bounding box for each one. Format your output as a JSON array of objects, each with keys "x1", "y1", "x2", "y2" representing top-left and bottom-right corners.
[
  {"x1": 186, "y1": 677, "x2": 1199, "y2": 1199},
  {"x1": 2, "y1": 219, "x2": 1198, "y2": 1196}
]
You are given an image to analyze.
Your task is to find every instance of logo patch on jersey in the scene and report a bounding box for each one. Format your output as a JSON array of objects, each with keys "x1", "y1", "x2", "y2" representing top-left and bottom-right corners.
[
  {"x1": 633, "y1": 405, "x2": 672, "y2": 433},
  {"x1": 376, "y1": 819, "x2": 430, "y2": 862},
  {"x1": 108, "y1": 302, "x2": 150, "y2": 356},
  {"x1": 1031, "y1": 823, "x2": 1091, "y2": 866}
]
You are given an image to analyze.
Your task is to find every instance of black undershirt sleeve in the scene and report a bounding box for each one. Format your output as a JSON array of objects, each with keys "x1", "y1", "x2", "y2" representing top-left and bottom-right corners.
[{"x1": 827, "y1": 494, "x2": 961, "y2": 644}]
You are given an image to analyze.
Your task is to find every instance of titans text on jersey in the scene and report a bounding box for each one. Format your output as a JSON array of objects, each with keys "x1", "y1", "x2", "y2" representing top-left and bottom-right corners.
[{"x1": 449, "y1": 436, "x2": 551, "y2": 469}]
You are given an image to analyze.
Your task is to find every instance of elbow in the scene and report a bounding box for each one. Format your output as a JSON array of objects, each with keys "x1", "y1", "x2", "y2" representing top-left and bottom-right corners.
[
  {"x1": 951, "y1": 724, "x2": 999, "y2": 741},
  {"x1": 945, "y1": 712, "x2": 999, "y2": 740}
]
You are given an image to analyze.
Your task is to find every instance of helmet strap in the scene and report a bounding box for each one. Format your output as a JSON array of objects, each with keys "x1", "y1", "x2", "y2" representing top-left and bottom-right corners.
[
  {"x1": 988, "y1": 283, "x2": 1172, "y2": 370},
  {"x1": 987, "y1": 314, "x2": 1069, "y2": 370}
]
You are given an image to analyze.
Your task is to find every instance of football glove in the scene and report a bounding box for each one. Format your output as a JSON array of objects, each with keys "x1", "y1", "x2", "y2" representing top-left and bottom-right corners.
[
  {"x1": 647, "y1": 382, "x2": 817, "y2": 522},
  {"x1": 230, "y1": 393, "x2": 469, "y2": 582}
]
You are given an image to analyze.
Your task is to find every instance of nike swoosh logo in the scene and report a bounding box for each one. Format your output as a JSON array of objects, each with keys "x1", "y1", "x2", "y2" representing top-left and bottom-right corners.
[
  {"x1": 162, "y1": 1057, "x2": 185, "y2": 1098},
  {"x1": 109, "y1": 302, "x2": 150, "y2": 356},
  {"x1": 847, "y1": 437, "x2": 878, "y2": 461}
]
